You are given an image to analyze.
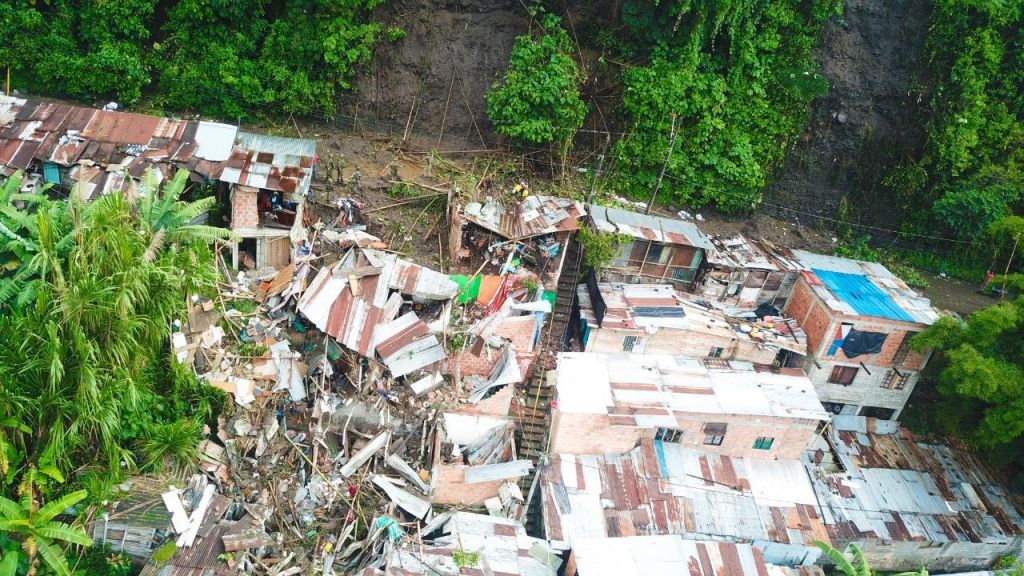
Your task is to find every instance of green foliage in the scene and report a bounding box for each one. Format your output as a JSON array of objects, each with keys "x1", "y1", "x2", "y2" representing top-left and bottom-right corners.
[
  {"x1": 920, "y1": 1, "x2": 1024, "y2": 241},
  {"x1": 452, "y1": 548, "x2": 480, "y2": 569},
  {"x1": 149, "y1": 541, "x2": 178, "y2": 567},
  {"x1": 236, "y1": 342, "x2": 269, "y2": 357},
  {"x1": 912, "y1": 249, "x2": 1024, "y2": 463},
  {"x1": 486, "y1": 13, "x2": 587, "y2": 149},
  {"x1": 0, "y1": 476, "x2": 91, "y2": 576},
  {"x1": 385, "y1": 27, "x2": 406, "y2": 42},
  {"x1": 0, "y1": 0, "x2": 382, "y2": 118},
  {"x1": 139, "y1": 420, "x2": 201, "y2": 476},
  {"x1": 611, "y1": 0, "x2": 838, "y2": 212},
  {"x1": 833, "y1": 235, "x2": 930, "y2": 289},
  {"x1": 74, "y1": 544, "x2": 133, "y2": 576},
  {"x1": 0, "y1": 169, "x2": 222, "y2": 501},
  {"x1": 577, "y1": 227, "x2": 630, "y2": 270}
]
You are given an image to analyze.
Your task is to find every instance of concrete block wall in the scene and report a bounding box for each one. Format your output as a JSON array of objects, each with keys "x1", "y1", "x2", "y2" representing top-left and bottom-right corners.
[
  {"x1": 806, "y1": 360, "x2": 920, "y2": 417},
  {"x1": 231, "y1": 186, "x2": 259, "y2": 230}
]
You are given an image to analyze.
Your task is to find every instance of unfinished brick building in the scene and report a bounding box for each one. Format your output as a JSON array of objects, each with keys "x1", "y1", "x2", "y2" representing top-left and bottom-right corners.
[{"x1": 782, "y1": 251, "x2": 941, "y2": 419}]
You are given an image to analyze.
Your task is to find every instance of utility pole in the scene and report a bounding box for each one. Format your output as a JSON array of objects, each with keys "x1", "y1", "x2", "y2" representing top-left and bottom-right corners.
[
  {"x1": 587, "y1": 132, "x2": 611, "y2": 204},
  {"x1": 646, "y1": 114, "x2": 678, "y2": 215}
]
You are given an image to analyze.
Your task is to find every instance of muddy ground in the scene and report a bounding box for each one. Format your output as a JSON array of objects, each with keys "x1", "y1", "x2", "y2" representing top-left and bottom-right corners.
[{"x1": 765, "y1": 0, "x2": 933, "y2": 228}]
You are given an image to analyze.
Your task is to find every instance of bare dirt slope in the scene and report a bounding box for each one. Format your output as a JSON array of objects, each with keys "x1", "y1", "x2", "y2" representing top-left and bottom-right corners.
[
  {"x1": 766, "y1": 0, "x2": 932, "y2": 226},
  {"x1": 346, "y1": 0, "x2": 528, "y2": 149}
]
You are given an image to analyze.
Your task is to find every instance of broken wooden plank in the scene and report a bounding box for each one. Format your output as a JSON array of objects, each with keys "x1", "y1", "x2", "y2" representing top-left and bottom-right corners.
[
  {"x1": 331, "y1": 265, "x2": 382, "y2": 279},
  {"x1": 161, "y1": 491, "x2": 190, "y2": 533},
  {"x1": 340, "y1": 431, "x2": 390, "y2": 477},
  {"x1": 385, "y1": 454, "x2": 430, "y2": 494},
  {"x1": 370, "y1": 475, "x2": 431, "y2": 519}
]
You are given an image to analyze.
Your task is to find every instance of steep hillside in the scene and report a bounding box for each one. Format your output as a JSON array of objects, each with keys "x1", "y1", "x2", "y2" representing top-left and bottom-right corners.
[{"x1": 766, "y1": 0, "x2": 933, "y2": 226}]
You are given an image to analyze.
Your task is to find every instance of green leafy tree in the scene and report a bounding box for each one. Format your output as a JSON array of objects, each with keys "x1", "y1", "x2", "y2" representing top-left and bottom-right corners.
[
  {"x1": 486, "y1": 13, "x2": 587, "y2": 156},
  {"x1": 0, "y1": 168, "x2": 224, "y2": 490},
  {"x1": 814, "y1": 541, "x2": 927, "y2": 576},
  {"x1": 611, "y1": 0, "x2": 836, "y2": 212},
  {"x1": 0, "y1": 475, "x2": 91, "y2": 576}
]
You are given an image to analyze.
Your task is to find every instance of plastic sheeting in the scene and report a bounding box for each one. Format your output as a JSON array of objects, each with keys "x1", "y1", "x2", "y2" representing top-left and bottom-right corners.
[{"x1": 841, "y1": 329, "x2": 887, "y2": 358}]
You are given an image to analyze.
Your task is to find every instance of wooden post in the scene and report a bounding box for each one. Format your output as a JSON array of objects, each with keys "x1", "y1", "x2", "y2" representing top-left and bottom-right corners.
[
  {"x1": 587, "y1": 132, "x2": 611, "y2": 204},
  {"x1": 646, "y1": 114, "x2": 678, "y2": 215},
  {"x1": 1000, "y1": 234, "x2": 1019, "y2": 301}
]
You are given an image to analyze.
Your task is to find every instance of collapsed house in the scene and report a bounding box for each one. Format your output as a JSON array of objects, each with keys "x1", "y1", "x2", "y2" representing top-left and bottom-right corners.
[
  {"x1": 806, "y1": 416, "x2": 1024, "y2": 572},
  {"x1": 224, "y1": 132, "x2": 316, "y2": 270},
  {"x1": 548, "y1": 352, "x2": 829, "y2": 460},
  {"x1": 0, "y1": 96, "x2": 316, "y2": 272},
  {"x1": 297, "y1": 247, "x2": 459, "y2": 380},
  {"x1": 698, "y1": 235, "x2": 801, "y2": 309},
  {"x1": 574, "y1": 279, "x2": 806, "y2": 366},
  {"x1": 565, "y1": 537, "x2": 825, "y2": 576},
  {"x1": 587, "y1": 205, "x2": 713, "y2": 290},
  {"x1": 90, "y1": 477, "x2": 176, "y2": 560},
  {"x1": 782, "y1": 251, "x2": 941, "y2": 419},
  {"x1": 541, "y1": 437, "x2": 829, "y2": 566},
  {"x1": 449, "y1": 194, "x2": 586, "y2": 288}
]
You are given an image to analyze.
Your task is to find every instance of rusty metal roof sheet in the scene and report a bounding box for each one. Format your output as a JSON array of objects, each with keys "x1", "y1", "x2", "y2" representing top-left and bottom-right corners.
[
  {"x1": 0, "y1": 96, "x2": 240, "y2": 189},
  {"x1": 570, "y1": 537, "x2": 824, "y2": 576},
  {"x1": 462, "y1": 195, "x2": 586, "y2": 240},
  {"x1": 589, "y1": 205, "x2": 713, "y2": 250},
  {"x1": 542, "y1": 438, "x2": 829, "y2": 564},
  {"x1": 806, "y1": 416, "x2": 1024, "y2": 546},
  {"x1": 705, "y1": 235, "x2": 779, "y2": 270},
  {"x1": 219, "y1": 131, "x2": 315, "y2": 197},
  {"x1": 296, "y1": 248, "x2": 457, "y2": 376}
]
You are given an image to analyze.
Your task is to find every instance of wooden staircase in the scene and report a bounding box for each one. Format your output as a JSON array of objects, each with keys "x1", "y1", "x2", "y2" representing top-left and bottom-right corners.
[{"x1": 513, "y1": 235, "x2": 582, "y2": 535}]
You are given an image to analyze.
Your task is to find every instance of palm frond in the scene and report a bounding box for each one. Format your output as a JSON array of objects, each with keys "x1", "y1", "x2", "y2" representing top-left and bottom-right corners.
[
  {"x1": 35, "y1": 536, "x2": 72, "y2": 576},
  {"x1": 171, "y1": 224, "x2": 238, "y2": 244},
  {"x1": 0, "y1": 495, "x2": 23, "y2": 521},
  {"x1": 0, "y1": 551, "x2": 19, "y2": 576},
  {"x1": 35, "y1": 490, "x2": 87, "y2": 523},
  {"x1": 813, "y1": 541, "x2": 857, "y2": 576},
  {"x1": 35, "y1": 522, "x2": 92, "y2": 547},
  {"x1": 173, "y1": 195, "x2": 216, "y2": 223},
  {"x1": 850, "y1": 544, "x2": 870, "y2": 576}
]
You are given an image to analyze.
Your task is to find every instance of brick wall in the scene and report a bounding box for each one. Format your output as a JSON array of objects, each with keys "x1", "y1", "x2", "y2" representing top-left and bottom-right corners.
[
  {"x1": 806, "y1": 359, "x2": 921, "y2": 417},
  {"x1": 585, "y1": 327, "x2": 777, "y2": 364},
  {"x1": 493, "y1": 315, "x2": 538, "y2": 353},
  {"x1": 784, "y1": 279, "x2": 835, "y2": 358},
  {"x1": 231, "y1": 186, "x2": 259, "y2": 230},
  {"x1": 549, "y1": 410, "x2": 819, "y2": 459},
  {"x1": 431, "y1": 464, "x2": 504, "y2": 506},
  {"x1": 548, "y1": 411, "x2": 641, "y2": 455}
]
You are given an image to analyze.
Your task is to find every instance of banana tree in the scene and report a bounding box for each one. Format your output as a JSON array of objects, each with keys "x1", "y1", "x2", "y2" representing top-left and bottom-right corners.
[
  {"x1": 0, "y1": 475, "x2": 91, "y2": 576},
  {"x1": 814, "y1": 541, "x2": 928, "y2": 576}
]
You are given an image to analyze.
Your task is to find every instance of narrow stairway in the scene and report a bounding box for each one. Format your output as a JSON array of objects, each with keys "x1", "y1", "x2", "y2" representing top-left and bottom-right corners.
[{"x1": 513, "y1": 234, "x2": 582, "y2": 535}]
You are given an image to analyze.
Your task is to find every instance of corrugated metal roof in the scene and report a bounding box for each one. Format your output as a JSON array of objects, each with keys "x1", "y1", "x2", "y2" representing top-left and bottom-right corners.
[
  {"x1": 579, "y1": 282, "x2": 807, "y2": 354},
  {"x1": 462, "y1": 195, "x2": 586, "y2": 240},
  {"x1": 570, "y1": 537, "x2": 823, "y2": 576},
  {"x1": 790, "y1": 250, "x2": 941, "y2": 325},
  {"x1": 0, "y1": 96, "x2": 238, "y2": 187},
  {"x1": 805, "y1": 416, "x2": 1024, "y2": 546},
  {"x1": 222, "y1": 131, "x2": 316, "y2": 197},
  {"x1": 383, "y1": 512, "x2": 555, "y2": 576},
  {"x1": 296, "y1": 248, "x2": 457, "y2": 376},
  {"x1": 705, "y1": 235, "x2": 779, "y2": 270},
  {"x1": 589, "y1": 205, "x2": 714, "y2": 250},
  {"x1": 555, "y1": 352, "x2": 828, "y2": 422},
  {"x1": 542, "y1": 439, "x2": 828, "y2": 555}
]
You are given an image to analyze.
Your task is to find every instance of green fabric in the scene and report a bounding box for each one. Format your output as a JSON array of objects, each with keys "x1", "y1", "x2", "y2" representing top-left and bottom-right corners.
[
  {"x1": 374, "y1": 516, "x2": 403, "y2": 542},
  {"x1": 450, "y1": 274, "x2": 482, "y2": 304},
  {"x1": 542, "y1": 290, "x2": 557, "y2": 308}
]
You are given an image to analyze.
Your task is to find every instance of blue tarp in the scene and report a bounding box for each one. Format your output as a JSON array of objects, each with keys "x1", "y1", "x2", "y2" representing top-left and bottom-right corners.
[{"x1": 813, "y1": 269, "x2": 915, "y2": 322}]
